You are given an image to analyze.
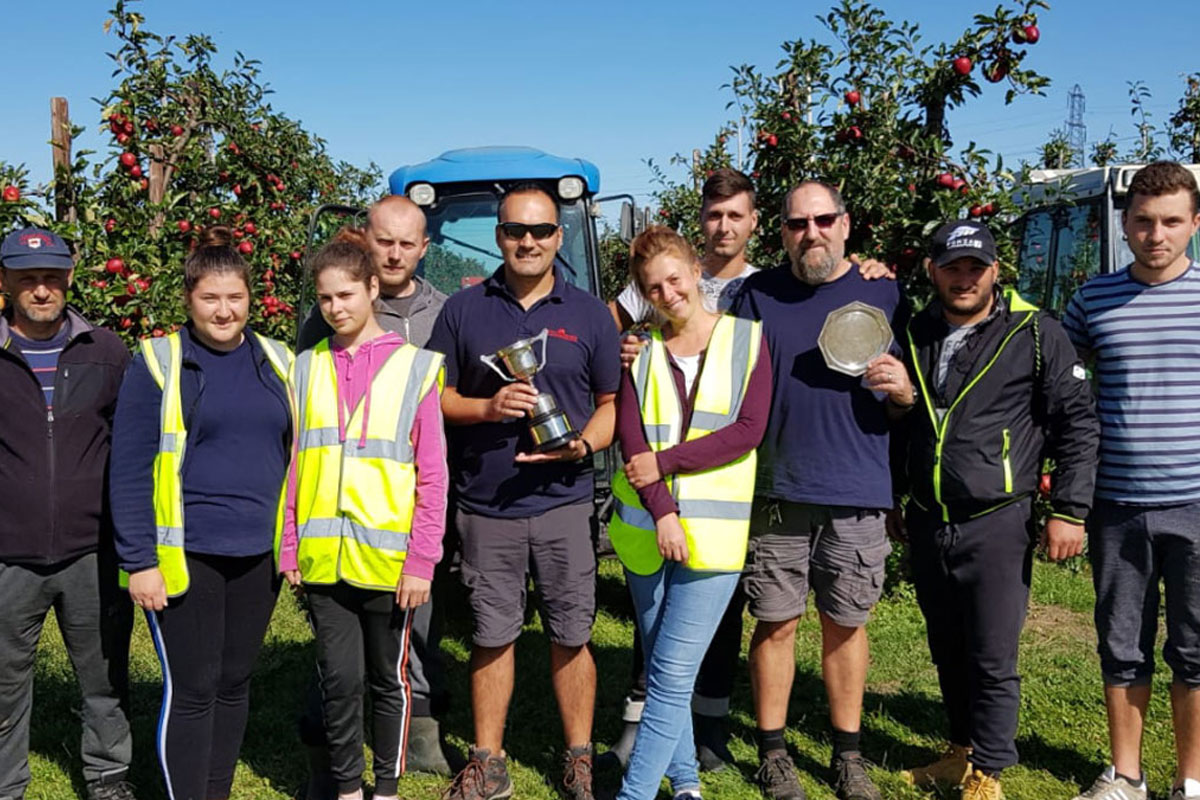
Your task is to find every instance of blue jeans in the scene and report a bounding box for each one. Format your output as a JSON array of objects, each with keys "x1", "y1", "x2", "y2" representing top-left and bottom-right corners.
[{"x1": 617, "y1": 563, "x2": 740, "y2": 799}]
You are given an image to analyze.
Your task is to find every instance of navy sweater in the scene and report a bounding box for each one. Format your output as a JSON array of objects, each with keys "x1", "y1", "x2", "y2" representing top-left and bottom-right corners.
[{"x1": 110, "y1": 327, "x2": 291, "y2": 573}]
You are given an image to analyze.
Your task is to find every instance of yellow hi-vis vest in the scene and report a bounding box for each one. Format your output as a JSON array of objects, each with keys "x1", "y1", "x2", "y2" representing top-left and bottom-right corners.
[
  {"x1": 285, "y1": 339, "x2": 444, "y2": 592},
  {"x1": 609, "y1": 314, "x2": 762, "y2": 575},
  {"x1": 126, "y1": 330, "x2": 294, "y2": 598}
]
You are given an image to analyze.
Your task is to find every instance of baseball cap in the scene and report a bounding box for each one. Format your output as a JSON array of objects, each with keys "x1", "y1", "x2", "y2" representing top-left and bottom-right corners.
[
  {"x1": 930, "y1": 220, "x2": 997, "y2": 268},
  {"x1": 0, "y1": 227, "x2": 74, "y2": 270}
]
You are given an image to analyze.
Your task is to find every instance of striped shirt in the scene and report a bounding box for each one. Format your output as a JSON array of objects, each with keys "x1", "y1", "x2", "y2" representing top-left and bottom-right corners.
[
  {"x1": 1063, "y1": 261, "x2": 1200, "y2": 504},
  {"x1": 10, "y1": 327, "x2": 69, "y2": 411}
]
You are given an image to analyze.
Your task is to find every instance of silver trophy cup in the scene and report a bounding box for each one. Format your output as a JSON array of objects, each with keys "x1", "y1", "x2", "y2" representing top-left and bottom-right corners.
[{"x1": 480, "y1": 329, "x2": 579, "y2": 453}]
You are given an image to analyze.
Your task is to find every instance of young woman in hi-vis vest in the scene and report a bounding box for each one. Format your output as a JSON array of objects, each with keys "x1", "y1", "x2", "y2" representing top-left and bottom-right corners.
[
  {"x1": 110, "y1": 226, "x2": 294, "y2": 800},
  {"x1": 278, "y1": 234, "x2": 448, "y2": 800},
  {"x1": 609, "y1": 227, "x2": 771, "y2": 800}
]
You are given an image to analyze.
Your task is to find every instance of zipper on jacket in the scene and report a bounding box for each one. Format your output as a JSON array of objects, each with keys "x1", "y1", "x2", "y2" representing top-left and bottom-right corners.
[
  {"x1": 47, "y1": 407, "x2": 56, "y2": 551},
  {"x1": 1002, "y1": 428, "x2": 1013, "y2": 493},
  {"x1": 909, "y1": 313, "x2": 1033, "y2": 522}
]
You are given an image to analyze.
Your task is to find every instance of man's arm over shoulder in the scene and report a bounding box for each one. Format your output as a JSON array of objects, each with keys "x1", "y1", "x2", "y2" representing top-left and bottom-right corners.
[
  {"x1": 728, "y1": 270, "x2": 764, "y2": 321},
  {"x1": 1038, "y1": 314, "x2": 1100, "y2": 522}
]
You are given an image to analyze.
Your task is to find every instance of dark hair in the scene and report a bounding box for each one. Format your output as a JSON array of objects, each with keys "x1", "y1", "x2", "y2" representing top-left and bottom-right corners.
[
  {"x1": 309, "y1": 228, "x2": 376, "y2": 288},
  {"x1": 702, "y1": 168, "x2": 755, "y2": 208},
  {"x1": 628, "y1": 226, "x2": 698, "y2": 292},
  {"x1": 498, "y1": 182, "x2": 560, "y2": 223},
  {"x1": 184, "y1": 226, "x2": 250, "y2": 293},
  {"x1": 781, "y1": 180, "x2": 847, "y2": 219},
  {"x1": 1127, "y1": 161, "x2": 1200, "y2": 215}
]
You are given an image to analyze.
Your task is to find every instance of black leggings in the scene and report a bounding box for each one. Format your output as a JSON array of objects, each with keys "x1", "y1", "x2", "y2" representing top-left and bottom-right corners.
[{"x1": 146, "y1": 551, "x2": 278, "y2": 800}]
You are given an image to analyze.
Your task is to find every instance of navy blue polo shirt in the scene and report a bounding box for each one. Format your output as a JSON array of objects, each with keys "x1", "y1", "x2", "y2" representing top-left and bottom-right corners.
[
  {"x1": 731, "y1": 263, "x2": 907, "y2": 510},
  {"x1": 428, "y1": 267, "x2": 621, "y2": 519}
]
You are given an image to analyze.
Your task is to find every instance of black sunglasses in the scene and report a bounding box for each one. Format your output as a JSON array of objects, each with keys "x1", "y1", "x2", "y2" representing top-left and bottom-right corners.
[
  {"x1": 784, "y1": 213, "x2": 842, "y2": 232},
  {"x1": 497, "y1": 222, "x2": 559, "y2": 241}
]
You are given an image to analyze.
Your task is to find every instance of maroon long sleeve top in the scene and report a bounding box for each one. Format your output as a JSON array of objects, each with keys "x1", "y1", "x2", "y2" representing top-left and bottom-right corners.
[{"x1": 616, "y1": 336, "x2": 772, "y2": 522}]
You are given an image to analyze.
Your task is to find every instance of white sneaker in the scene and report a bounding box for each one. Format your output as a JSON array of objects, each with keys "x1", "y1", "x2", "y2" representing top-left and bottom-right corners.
[
  {"x1": 1073, "y1": 766, "x2": 1146, "y2": 800},
  {"x1": 1171, "y1": 777, "x2": 1200, "y2": 799}
]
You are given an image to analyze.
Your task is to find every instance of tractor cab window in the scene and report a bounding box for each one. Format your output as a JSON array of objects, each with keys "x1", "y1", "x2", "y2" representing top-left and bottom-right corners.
[
  {"x1": 418, "y1": 192, "x2": 594, "y2": 297},
  {"x1": 1016, "y1": 200, "x2": 1102, "y2": 315}
]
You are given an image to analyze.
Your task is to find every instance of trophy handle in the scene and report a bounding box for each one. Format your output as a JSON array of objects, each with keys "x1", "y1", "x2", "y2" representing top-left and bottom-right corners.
[
  {"x1": 479, "y1": 353, "x2": 516, "y2": 382},
  {"x1": 533, "y1": 328, "x2": 550, "y2": 373}
]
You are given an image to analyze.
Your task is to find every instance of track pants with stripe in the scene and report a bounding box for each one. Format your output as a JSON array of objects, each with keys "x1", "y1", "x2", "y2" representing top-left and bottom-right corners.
[
  {"x1": 146, "y1": 552, "x2": 278, "y2": 800},
  {"x1": 307, "y1": 582, "x2": 413, "y2": 797}
]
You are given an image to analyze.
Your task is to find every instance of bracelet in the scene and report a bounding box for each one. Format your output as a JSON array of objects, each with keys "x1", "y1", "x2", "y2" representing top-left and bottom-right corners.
[{"x1": 579, "y1": 437, "x2": 595, "y2": 460}]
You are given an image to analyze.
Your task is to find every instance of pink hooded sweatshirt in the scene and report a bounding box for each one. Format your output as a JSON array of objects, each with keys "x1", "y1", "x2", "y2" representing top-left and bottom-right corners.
[{"x1": 279, "y1": 331, "x2": 448, "y2": 581}]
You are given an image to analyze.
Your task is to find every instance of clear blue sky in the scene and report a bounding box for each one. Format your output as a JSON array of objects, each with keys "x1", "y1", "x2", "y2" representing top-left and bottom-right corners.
[{"x1": 2, "y1": 0, "x2": 1197, "y2": 206}]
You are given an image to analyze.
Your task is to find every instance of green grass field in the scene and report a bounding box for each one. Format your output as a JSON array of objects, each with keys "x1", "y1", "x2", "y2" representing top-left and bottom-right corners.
[{"x1": 25, "y1": 558, "x2": 1184, "y2": 800}]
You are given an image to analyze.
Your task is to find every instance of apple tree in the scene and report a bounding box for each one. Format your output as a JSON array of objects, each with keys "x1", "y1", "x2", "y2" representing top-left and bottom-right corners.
[
  {"x1": 651, "y1": 0, "x2": 1051, "y2": 292},
  {"x1": 2, "y1": 0, "x2": 380, "y2": 343}
]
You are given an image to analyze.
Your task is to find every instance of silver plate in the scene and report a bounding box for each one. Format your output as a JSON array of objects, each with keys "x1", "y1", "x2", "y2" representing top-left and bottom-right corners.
[{"x1": 817, "y1": 301, "x2": 894, "y2": 376}]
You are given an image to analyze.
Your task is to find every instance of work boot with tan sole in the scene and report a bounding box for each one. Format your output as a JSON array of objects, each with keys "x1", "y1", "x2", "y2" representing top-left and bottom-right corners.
[
  {"x1": 901, "y1": 743, "x2": 972, "y2": 788},
  {"x1": 961, "y1": 769, "x2": 1004, "y2": 800}
]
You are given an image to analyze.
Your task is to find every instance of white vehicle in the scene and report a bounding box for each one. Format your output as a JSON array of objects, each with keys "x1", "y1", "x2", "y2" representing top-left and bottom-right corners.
[{"x1": 1014, "y1": 164, "x2": 1200, "y2": 313}]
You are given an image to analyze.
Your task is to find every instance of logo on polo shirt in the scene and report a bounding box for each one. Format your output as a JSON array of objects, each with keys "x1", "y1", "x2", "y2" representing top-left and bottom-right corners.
[{"x1": 547, "y1": 327, "x2": 578, "y2": 343}]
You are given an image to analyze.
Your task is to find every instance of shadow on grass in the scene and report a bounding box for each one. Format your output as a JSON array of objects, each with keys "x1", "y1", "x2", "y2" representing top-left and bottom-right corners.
[{"x1": 1016, "y1": 730, "x2": 1106, "y2": 788}]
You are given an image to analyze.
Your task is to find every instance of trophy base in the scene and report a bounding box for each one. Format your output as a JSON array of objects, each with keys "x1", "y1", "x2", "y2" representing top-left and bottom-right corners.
[
  {"x1": 530, "y1": 409, "x2": 578, "y2": 453},
  {"x1": 534, "y1": 430, "x2": 580, "y2": 453}
]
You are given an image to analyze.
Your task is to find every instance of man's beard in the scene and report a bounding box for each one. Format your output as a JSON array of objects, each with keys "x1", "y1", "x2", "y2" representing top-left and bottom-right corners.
[
  {"x1": 18, "y1": 299, "x2": 65, "y2": 324},
  {"x1": 793, "y1": 250, "x2": 839, "y2": 285},
  {"x1": 945, "y1": 288, "x2": 994, "y2": 318}
]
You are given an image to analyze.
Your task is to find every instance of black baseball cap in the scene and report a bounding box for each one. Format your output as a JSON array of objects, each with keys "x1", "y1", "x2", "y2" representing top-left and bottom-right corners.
[
  {"x1": 930, "y1": 220, "x2": 997, "y2": 268},
  {"x1": 0, "y1": 227, "x2": 74, "y2": 270}
]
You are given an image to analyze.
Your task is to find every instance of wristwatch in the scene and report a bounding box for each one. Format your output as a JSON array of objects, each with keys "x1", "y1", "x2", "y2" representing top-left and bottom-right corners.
[{"x1": 579, "y1": 437, "x2": 595, "y2": 461}]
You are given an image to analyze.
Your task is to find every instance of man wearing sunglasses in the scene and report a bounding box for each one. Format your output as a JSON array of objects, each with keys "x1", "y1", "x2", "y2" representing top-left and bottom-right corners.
[
  {"x1": 730, "y1": 181, "x2": 912, "y2": 800},
  {"x1": 429, "y1": 183, "x2": 620, "y2": 800}
]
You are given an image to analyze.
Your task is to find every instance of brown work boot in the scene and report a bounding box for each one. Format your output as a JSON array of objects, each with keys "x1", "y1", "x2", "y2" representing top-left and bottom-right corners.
[
  {"x1": 442, "y1": 747, "x2": 513, "y2": 800},
  {"x1": 901, "y1": 743, "x2": 973, "y2": 788},
  {"x1": 561, "y1": 743, "x2": 595, "y2": 800},
  {"x1": 961, "y1": 769, "x2": 1005, "y2": 800}
]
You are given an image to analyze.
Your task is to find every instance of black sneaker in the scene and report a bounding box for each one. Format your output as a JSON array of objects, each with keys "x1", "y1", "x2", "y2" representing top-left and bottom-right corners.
[
  {"x1": 86, "y1": 778, "x2": 138, "y2": 800},
  {"x1": 442, "y1": 747, "x2": 513, "y2": 800},
  {"x1": 754, "y1": 749, "x2": 807, "y2": 800},
  {"x1": 561, "y1": 743, "x2": 595, "y2": 800},
  {"x1": 694, "y1": 713, "x2": 734, "y2": 772},
  {"x1": 831, "y1": 752, "x2": 882, "y2": 800}
]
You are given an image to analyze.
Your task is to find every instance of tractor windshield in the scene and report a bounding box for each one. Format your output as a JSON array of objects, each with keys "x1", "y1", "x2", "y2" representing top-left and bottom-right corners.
[{"x1": 417, "y1": 191, "x2": 594, "y2": 297}]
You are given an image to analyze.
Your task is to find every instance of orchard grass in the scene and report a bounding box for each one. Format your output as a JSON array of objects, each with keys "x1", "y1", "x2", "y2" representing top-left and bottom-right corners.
[{"x1": 27, "y1": 558, "x2": 1180, "y2": 799}]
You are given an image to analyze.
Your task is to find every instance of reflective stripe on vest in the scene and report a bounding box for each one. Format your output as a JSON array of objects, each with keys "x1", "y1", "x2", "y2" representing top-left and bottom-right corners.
[
  {"x1": 288, "y1": 339, "x2": 444, "y2": 591},
  {"x1": 120, "y1": 331, "x2": 293, "y2": 597},
  {"x1": 609, "y1": 315, "x2": 761, "y2": 575}
]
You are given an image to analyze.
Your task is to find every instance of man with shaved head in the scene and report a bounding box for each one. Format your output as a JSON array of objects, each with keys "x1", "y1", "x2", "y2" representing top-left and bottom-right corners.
[
  {"x1": 298, "y1": 195, "x2": 447, "y2": 349},
  {"x1": 297, "y1": 195, "x2": 452, "y2": 791}
]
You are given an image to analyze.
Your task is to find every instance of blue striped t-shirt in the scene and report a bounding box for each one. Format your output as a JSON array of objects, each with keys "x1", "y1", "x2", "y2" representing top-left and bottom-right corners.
[
  {"x1": 10, "y1": 326, "x2": 69, "y2": 411},
  {"x1": 1063, "y1": 261, "x2": 1200, "y2": 504}
]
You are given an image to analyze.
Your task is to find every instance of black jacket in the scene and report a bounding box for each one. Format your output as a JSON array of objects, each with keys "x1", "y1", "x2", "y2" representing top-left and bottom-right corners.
[
  {"x1": 895, "y1": 289, "x2": 1099, "y2": 523},
  {"x1": 0, "y1": 308, "x2": 130, "y2": 565}
]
